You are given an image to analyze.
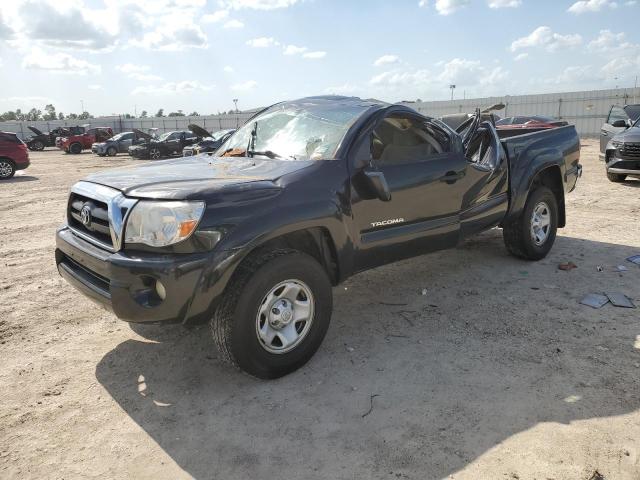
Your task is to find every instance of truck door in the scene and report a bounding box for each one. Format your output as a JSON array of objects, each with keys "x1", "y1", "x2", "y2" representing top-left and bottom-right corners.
[{"x1": 350, "y1": 112, "x2": 467, "y2": 271}]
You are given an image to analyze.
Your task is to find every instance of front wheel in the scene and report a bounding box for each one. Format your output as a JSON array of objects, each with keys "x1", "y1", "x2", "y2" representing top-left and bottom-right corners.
[
  {"x1": 107, "y1": 146, "x2": 117, "y2": 157},
  {"x1": 32, "y1": 140, "x2": 45, "y2": 151},
  {"x1": 211, "y1": 250, "x2": 333, "y2": 379},
  {"x1": 607, "y1": 171, "x2": 626, "y2": 183},
  {"x1": 503, "y1": 186, "x2": 558, "y2": 260},
  {"x1": 149, "y1": 148, "x2": 161, "y2": 160},
  {"x1": 0, "y1": 159, "x2": 16, "y2": 179}
]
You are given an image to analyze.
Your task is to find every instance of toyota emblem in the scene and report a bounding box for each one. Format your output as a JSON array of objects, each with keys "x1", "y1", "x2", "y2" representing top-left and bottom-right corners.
[{"x1": 80, "y1": 205, "x2": 92, "y2": 227}]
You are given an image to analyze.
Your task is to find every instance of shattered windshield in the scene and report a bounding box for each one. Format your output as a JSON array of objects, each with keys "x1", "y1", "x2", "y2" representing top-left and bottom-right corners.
[
  {"x1": 219, "y1": 102, "x2": 371, "y2": 160},
  {"x1": 158, "y1": 132, "x2": 172, "y2": 141},
  {"x1": 110, "y1": 133, "x2": 126, "y2": 141}
]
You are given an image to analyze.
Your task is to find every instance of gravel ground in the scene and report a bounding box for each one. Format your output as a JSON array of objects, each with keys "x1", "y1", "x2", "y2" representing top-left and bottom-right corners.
[{"x1": 1, "y1": 140, "x2": 639, "y2": 480}]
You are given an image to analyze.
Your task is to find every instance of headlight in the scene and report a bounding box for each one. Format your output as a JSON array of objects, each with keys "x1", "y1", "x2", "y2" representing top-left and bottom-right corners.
[
  {"x1": 124, "y1": 201, "x2": 205, "y2": 247},
  {"x1": 611, "y1": 140, "x2": 623, "y2": 148}
]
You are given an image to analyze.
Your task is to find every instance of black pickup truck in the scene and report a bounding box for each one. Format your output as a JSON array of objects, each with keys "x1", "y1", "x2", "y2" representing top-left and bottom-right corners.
[{"x1": 55, "y1": 96, "x2": 581, "y2": 378}]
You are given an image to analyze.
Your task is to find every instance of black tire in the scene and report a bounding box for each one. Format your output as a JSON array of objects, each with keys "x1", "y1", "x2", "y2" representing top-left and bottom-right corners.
[
  {"x1": 0, "y1": 159, "x2": 16, "y2": 179},
  {"x1": 107, "y1": 146, "x2": 117, "y2": 157},
  {"x1": 69, "y1": 143, "x2": 82, "y2": 154},
  {"x1": 607, "y1": 171, "x2": 626, "y2": 183},
  {"x1": 31, "y1": 140, "x2": 45, "y2": 151},
  {"x1": 211, "y1": 249, "x2": 333, "y2": 379},
  {"x1": 503, "y1": 186, "x2": 558, "y2": 261}
]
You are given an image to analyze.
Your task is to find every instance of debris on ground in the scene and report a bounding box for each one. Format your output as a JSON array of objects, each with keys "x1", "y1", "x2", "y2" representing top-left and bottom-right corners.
[
  {"x1": 588, "y1": 471, "x2": 605, "y2": 480},
  {"x1": 558, "y1": 261, "x2": 578, "y2": 271},
  {"x1": 421, "y1": 289, "x2": 427, "y2": 295},
  {"x1": 615, "y1": 265, "x2": 628, "y2": 272},
  {"x1": 345, "y1": 346, "x2": 355, "y2": 352},
  {"x1": 606, "y1": 292, "x2": 636, "y2": 309},
  {"x1": 361, "y1": 394, "x2": 380, "y2": 418},
  {"x1": 580, "y1": 293, "x2": 609, "y2": 309},
  {"x1": 626, "y1": 254, "x2": 640, "y2": 265},
  {"x1": 596, "y1": 265, "x2": 603, "y2": 272}
]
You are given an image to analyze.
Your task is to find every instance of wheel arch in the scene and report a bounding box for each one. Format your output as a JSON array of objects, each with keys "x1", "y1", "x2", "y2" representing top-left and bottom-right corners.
[{"x1": 529, "y1": 165, "x2": 565, "y2": 228}]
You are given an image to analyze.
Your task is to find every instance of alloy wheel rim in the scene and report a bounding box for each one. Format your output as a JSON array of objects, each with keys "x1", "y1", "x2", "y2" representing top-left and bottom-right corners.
[
  {"x1": 150, "y1": 149, "x2": 160, "y2": 159},
  {"x1": 255, "y1": 279, "x2": 315, "y2": 354},
  {"x1": 530, "y1": 201, "x2": 551, "y2": 246},
  {"x1": 0, "y1": 161, "x2": 12, "y2": 177}
]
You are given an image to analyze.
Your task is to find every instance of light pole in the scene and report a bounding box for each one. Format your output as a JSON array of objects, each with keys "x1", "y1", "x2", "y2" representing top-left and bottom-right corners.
[
  {"x1": 80, "y1": 99, "x2": 84, "y2": 113},
  {"x1": 449, "y1": 85, "x2": 456, "y2": 101},
  {"x1": 233, "y1": 98, "x2": 239, "y2": 113}
]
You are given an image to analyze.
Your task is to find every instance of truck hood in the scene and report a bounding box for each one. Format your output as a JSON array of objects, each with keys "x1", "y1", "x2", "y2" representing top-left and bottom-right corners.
[
  {"x1": 613, "y1": 126, "x2": 640, "y2": 143},
  {"x1": 83, "y1": 155, "x2": 315, "y2": 199}
]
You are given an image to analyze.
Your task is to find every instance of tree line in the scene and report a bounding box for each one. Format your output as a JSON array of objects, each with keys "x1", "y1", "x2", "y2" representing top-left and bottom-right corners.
[{"x1": 0, "y1": 105, "x2": 241, "y2": 122}]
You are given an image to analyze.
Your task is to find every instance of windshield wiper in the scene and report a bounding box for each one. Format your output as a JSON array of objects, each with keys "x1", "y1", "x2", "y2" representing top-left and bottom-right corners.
[{"x1": 246, "y1": 150, "x2": 285, "y2": 159}]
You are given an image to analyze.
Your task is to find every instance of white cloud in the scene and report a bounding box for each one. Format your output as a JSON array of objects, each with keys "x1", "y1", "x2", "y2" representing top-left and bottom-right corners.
[
  {"x1": 223, "y1": 65, "x2": 234, "y2": 73},
  {"x1": 588, "y1": 29, "x2": 636, "y2": 53},
  {"x1": 116, "y1": 63, "x2": 162, "y2": 81},
  {"x1": 22, "y1": 48, "x2": 100, "y2": 75},
  {"x1": 488, "y1": 0, "x2": 521, "y2": 7},
  {"x1": 514, "y1": 52, "x2": 528, "y2": 61},
  {"x1": 88, "y1": 84, "x2": 102, "y2": 90},
  {"x1": 370, "y1": 69, "x2": 431, "y2": 87},
  {"x1": 302, "y1": 51, "x2": 326, "y2": 59},
  {"x1": 132, "y1": 22, "x2": 207, "y2": 51},
  {"x1": 548, "y1": 65, "x2": 597, "y2": 85},
  {"x1": 231, "y1": 80, "x2": 258, "y2": 91},
  {"x1": 283, "y1": 44, "x2": 307, "y2": 55},
  {"x1": 132, "y1": 80, "x2": 214, "y2": 95},
  {"x1": 223, "y1": 19, "x2": 244, "y2": 28},
  {"x1": 434, "y1": 0, "x2": 470, "y2": 15},
  {"x1": 246, "y1": 36, "x2": 278, "y2": 47},
  {"x1": 373, "y1": 55, "x2": 400, "y2": 67},
  {"x1": 568, "y1": 0, "x2": 617, "y2": 14},
  {"x1": 221, "y1": 0, "x2": 299, "y2": 10},
  {"x1": 203, "y1": 10, "x2": 229, "y2": 22},
  {"x1": 510, "y1": 26, "x2": 582, "y2": 52},
  {"x1": 437, "y1": 58, "x2": 508, "y2": 87}
]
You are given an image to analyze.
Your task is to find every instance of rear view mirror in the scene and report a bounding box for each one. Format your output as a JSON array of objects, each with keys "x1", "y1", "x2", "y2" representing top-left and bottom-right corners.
[
  {"x1": 363, "y1": 169, "x2": 391, "y2": 202},
  {"x1": 612, "y1": 119, "x2": 628, "y2": 128}
]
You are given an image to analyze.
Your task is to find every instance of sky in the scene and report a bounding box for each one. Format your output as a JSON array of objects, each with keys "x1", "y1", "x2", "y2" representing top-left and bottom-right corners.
[{"x1": 0, "y1": 0, "x2": 639, "y2": 117}]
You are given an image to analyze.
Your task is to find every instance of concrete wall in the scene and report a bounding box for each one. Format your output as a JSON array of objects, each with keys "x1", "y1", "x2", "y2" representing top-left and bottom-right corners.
[
  {"x1": 401, "y1": 87, "x2": 640, "y2": 137},
  {"x1": 2, "y1": 87, "x2": 639, "y2": 139}
]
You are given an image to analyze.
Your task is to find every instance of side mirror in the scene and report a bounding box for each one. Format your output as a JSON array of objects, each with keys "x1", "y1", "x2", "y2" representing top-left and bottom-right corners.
[
  {"x1": 363, "y1": 169, "x2": 391, "y2": 202},
  {"x1": 611, "y1": 119, "x2": 628, "y2": 128}
]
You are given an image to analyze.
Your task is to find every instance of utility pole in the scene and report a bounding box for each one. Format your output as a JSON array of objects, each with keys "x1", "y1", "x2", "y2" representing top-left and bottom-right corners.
[
  {"x1": 233, "y1": 98, "x2": 239, "y2": 113},
  {"x1": 449, "y1": 85, "x2": 456, "y2": 101},
  {"x1": 134, "y1": 104, "x2": 137, "y2": 117},
  {"x1": 80, "y1": 99, "x2": 84, "y2": 113}
]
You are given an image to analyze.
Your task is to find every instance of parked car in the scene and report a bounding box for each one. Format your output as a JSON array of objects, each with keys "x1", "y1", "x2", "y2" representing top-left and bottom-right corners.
[
  {"x1": 56, "y1": 127, "x2": 114, "y2": 154},
  {"x1": 182, "y1": 126, "x2": 235, "y2": 156},
  {"x1": 602, "y1": 116, "x2": 640, "y2": 182},
  {"x1": 55, "y1": 96, "x2": 581, "y2": 379},
  {"x1": 25, "y1": 126, "x2": 85, "y2": 151},
  {"x1": 92, "y1": 131, "x2": 145, "y2": 157},
  {"x1": 599, "y1": 104, "x2": 640, "y2": 161},
  {"x1": 128, "y1": 130, "x2": 199, "y2": 159},
  {"x1": 0, "y1": 131, "x2": 30, "y2": 179}
]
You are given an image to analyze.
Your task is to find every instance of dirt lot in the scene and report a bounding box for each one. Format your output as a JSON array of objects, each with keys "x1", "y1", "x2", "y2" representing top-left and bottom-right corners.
[{"x1": 1, "y1": 140, "x2": 639, "y2": 479}]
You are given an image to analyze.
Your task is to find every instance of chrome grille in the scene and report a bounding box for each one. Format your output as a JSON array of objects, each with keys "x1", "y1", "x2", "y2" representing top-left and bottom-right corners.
[{"x1": 67, "y1": 181, "x2": 138, "y2": 252}]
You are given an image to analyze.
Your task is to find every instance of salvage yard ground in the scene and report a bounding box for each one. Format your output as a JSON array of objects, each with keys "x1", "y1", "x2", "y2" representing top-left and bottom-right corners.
[{"x1": 1, "y1": 140, "x2": 639, "y2": 479}]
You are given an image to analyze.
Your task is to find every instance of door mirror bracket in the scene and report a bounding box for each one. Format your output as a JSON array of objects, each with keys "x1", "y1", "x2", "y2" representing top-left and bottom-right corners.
[{"x1": 363, "y1": 168, "x2": 392, "y2": 202}]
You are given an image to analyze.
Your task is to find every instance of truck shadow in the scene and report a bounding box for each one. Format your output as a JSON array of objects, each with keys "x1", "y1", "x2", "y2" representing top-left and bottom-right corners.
[{"x1": 95, "y1": 232, "x2": 640, "y2": 479}]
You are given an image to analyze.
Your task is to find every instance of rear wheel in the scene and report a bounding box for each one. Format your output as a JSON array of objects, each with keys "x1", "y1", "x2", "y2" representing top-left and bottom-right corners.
[
  {"x1": 503, "y1": 186, "x2": 558, "y2": 260},
  {"x1": 607, "y1": 171, "x2": 626, "y2": 183},
  {"x1": 211, "y1": 249, "x2": 333, "y2": 379},
  {"x1": 0, "y1": 159, "x2": 16, "y2": 179},
  {"x1": 107, "y1": 146, "x2": 117, "y2": 157},
  {"x1": 31, "y1": 140, "x2": 45, "y2": 151},
  {"x1": 69, "y1": 143, "x2": 82, "y2": 154}
]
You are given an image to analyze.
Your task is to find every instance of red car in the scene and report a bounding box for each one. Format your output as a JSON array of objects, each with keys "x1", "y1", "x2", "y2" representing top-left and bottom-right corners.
[
  {"x1": 0, "y1": 131, "x2": 30, "y2": 180},
  {"x1": 56, "y1": 127, "x2": 113, "y2": 154}
]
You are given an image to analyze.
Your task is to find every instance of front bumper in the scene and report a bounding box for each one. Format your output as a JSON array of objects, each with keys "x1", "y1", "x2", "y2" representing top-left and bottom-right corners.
[
  {"x1": 128, "y1": 148, "x2": 148, "y2": 159},
  {"x1": 55, "y1": 226, "x2": 240, "y2": 324},
  {"x1": 92, "y1": 144, "x2": 107, "y2": 154},
  {"x1": 606, "y1": 151, "x2": 640, "y2": 177}
]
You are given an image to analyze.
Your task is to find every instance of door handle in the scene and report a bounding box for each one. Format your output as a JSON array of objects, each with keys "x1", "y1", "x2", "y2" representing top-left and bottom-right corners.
[{"x1": 440, "y1": 171, "x2": 463, "y2": 184}]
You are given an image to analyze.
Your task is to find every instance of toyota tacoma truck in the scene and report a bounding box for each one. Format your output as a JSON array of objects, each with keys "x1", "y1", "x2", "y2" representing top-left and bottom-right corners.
[{"x1": 55, "y1": 96, "x2": 581, "y2": 379}]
